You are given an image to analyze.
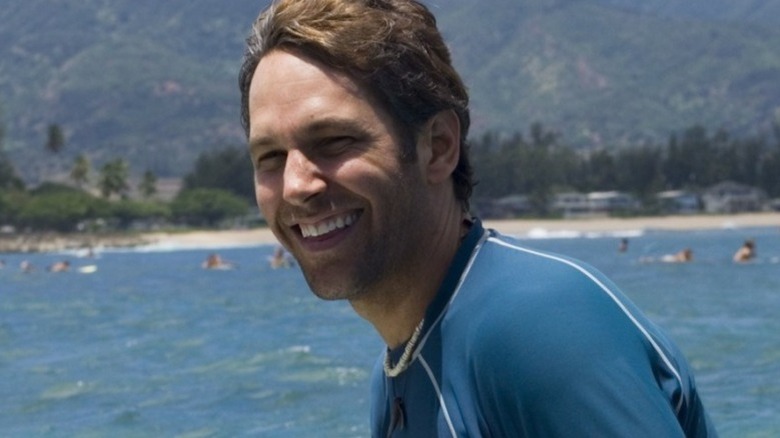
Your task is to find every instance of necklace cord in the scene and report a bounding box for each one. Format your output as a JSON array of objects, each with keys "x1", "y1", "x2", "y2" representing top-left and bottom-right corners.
[{"x1": 383, "y1": 318, "x2": 425, "y2": 377}]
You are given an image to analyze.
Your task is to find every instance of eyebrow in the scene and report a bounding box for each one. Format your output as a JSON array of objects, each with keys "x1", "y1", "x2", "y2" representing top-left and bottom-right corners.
[
  {"x1": 249, "y1": 117, "x2": 372, "y2": 150},
  {"x1": 248, "y1": 135, "x2": 275, "y2": 151}
]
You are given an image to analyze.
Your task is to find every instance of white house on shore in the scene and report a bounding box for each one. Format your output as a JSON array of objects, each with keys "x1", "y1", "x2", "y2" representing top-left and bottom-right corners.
[
  {"x1": 587, "y1": 191, "x2": 639, "y2": 213},
  {"x1": 550, "y1": 191, "x2": 639, "y2": 217},
  {"x1": 656, "y1": 190, "x2": 700, "y2": 214},
  {"x1": 701, "y1": 181, "x2": 766, "y2": 213},
  {"x1": 551, "y1": 192, "x2": 591, "y2": 218}
]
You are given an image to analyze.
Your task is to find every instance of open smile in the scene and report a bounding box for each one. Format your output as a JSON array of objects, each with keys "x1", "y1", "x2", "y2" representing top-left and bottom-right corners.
[{"x1": 297, "y1": 211, "x2": 361, "y2": 239}]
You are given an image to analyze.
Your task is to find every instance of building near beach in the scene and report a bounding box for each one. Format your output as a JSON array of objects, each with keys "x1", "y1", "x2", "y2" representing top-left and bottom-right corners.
[
  {"x1": 551, "y1": 192, "x2": 591, "y2": 218},
  {"x1": 656, "y1": 190, "x2": 701, "y2": 214},
  {"x1": 701, "y1": 181, "x2": 766, "y2": 213},
  {"x1": 586, "y1": 191, "x2": 639, "y2": 214},
  {"x1": 549, "y1": 191, "x2": 639, "y2": 217}
]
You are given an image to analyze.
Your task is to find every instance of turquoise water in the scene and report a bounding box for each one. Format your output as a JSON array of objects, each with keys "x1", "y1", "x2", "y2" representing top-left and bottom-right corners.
[{"x1": 1, "y1": 225, "x2": 778, "y2": 437}]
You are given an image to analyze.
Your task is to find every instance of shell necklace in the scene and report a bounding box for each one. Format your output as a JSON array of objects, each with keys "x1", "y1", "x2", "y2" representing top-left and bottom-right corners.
[{"x1": 383, "y1": 319, "x2": 425, "y2": 378}]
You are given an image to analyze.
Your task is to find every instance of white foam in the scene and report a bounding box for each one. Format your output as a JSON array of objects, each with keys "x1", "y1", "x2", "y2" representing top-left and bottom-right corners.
[
  {"x1": 522, "y1": 227, "x2": 644, "y2": 240},
  {"x1": 106, "y1": 241, "x2": 269, "y2": 254}
]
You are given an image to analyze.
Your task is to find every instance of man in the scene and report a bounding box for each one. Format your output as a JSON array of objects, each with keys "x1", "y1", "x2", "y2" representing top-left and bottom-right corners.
[
  {"x1": 239, "y1": 1, "x2": 717, "y2": 436},
  {"x1": 733, "y1": 239, "x2": 756, "y2": 263}
]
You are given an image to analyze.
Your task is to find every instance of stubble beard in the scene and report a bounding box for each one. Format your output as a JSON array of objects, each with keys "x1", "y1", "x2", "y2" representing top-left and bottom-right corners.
[
  {"x1": 303, "y1": 171, "x2": 426, "y2": 304},
  {"x1": 302, "y1": 205, "x2": 416, "y2": 303}
]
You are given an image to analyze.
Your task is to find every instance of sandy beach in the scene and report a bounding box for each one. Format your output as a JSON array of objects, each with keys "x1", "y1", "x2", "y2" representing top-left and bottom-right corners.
[
  {"x1": 1, "y1": 212, "x2": 775, "y2": 253},
  {"x1": 141, "y1": 212, "x2": 778, "y2": 249}
]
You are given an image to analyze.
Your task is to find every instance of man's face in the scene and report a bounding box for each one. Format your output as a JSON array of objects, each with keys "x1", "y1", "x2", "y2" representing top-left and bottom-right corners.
[{"x1": 247, "y1": 50, "x2": 432, "y2": 301}]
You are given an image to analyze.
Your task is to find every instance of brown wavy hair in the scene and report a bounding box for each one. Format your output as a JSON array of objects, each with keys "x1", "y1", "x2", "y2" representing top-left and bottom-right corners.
[{"x1": 238, "y1": 0, "x2": 474, "y2": 211}]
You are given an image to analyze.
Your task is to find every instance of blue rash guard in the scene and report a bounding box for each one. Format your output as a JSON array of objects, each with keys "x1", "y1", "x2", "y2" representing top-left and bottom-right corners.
[{"x1": 371, "y1": 219, "x2": 717, "y2": 437}]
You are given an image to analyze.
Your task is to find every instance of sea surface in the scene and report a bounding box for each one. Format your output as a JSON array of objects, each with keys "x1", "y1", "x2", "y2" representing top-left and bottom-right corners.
[{"x1": 1, "y1": 225, "x2": 779, "y2": 437}]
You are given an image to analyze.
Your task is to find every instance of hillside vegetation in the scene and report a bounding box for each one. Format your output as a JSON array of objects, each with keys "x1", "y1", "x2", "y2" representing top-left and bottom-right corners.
[{"x1": 1, "y1": 0, "x2": 779, "y2": 183}]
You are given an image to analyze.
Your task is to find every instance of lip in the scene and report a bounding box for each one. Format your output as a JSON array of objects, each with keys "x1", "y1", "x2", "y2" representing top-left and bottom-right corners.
[{"x1": 291, "y1": 210, "x2": 362, "y2": 251}]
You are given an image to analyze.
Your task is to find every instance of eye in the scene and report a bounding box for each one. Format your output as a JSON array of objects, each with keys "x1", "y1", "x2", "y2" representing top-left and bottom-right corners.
[
  {"x1": 318, "y1": 136, "x2": 356, "y2": 156},
  {"x1": 255, "y1": 150, "x2": 287, "y2": 173}
]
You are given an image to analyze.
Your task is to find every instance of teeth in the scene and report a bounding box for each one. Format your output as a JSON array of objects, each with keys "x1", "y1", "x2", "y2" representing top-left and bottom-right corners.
[{"x1": 300, "y1": 213, "x2": 357, "y2": 238}]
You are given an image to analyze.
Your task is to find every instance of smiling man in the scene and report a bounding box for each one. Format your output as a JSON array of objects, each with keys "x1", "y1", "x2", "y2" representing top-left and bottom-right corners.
[
  {"x1": 238, "y1": 1, "x2": 717, "y2": 437},
  {"x1": 244, "y1": 50, "x2": 458, "y2": 319}
]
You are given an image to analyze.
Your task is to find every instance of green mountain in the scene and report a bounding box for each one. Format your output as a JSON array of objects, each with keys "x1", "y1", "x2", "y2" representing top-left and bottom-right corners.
[
  {"x1": 1, "y1": 0, "x2": 779, "y2": 184},
  {"x1": 439, "y1": 0, "x2": 780, "y2": 144}
]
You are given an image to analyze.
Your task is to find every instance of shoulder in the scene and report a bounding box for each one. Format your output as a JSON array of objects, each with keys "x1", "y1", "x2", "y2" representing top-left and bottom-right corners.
[
  {"x1": 462, "y1": 232, "x2": 629, "y2": 325},
  {"x1": 470, "y1": 232, "x2": 615, "y2": 291},
  {"x1": 452, "y1": 231, "x2": 669, "y2": 383},
  {"x1": 441, "y1": 229, "x2": 712, "y2": 435}
]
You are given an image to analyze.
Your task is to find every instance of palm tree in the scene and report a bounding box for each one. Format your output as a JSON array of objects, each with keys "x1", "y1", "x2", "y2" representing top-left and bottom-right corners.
[
  {"x1": 138, "y1": 169, "x2": 158, "y2": 199},
  {"x1": 71, "y1": 154, "x2": 91, "y2": 189},
  {"x1": 45, "y1": 124, "x2": 65, "y2": 154},
  {"x1": 98, "y1": 158, "x2": 130, "y2": 199}
]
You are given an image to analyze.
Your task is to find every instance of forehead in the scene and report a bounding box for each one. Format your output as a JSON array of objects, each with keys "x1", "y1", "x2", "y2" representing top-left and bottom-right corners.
[
  {"x1": 251, "y1": 49, "x2": 362, "y2": 99},
  {"x1": 247, "y1": 50, "x2": 382, "y2": 137}
]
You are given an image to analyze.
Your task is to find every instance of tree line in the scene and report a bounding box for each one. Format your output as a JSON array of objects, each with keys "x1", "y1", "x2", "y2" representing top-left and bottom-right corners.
[
  {"x1": 470, "y1": 123, "x2": 780, "y2": 215},
  {"x1": 2, "y1": 120, "x2": 780, "y2": 232},
  {"x1": 0, "y1": 132, "x2": 255, "y2": 232}
]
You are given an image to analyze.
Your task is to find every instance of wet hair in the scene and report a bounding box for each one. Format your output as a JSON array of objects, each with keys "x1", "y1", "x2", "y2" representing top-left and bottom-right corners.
[{"x1": 238, "y1": 0, "x2": 474, "y2": 211}]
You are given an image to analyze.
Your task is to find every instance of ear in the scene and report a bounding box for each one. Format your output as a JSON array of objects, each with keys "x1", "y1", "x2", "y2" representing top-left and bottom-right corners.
[{"x1": 419, "y1": 109, "x2": 461, "y2": 185}]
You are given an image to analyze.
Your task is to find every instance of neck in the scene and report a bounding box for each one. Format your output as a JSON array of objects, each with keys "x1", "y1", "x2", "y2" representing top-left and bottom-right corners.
[{"x1": 350, "y1": 208, "x2": 470, "y2": 348}]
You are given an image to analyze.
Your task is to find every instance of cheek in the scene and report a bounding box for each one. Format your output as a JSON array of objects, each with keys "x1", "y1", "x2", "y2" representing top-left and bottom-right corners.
[
  {"x1": 254, "y1": 168, "x2": 276, "y2": 194},
  {"x1": 256, "y1": 188, "x2": 274, "y2": 206},
  {"x1": 256, "y1": 194, "x2": 278, "y2": 231},
  {"x1": 254, "y1": 177, "x2": 279, "y2": 210}
]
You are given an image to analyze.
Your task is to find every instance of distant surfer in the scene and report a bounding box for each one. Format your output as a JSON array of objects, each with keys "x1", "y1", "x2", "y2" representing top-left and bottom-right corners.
[
  {"x1": 661, "y1": 248, "x2": 693, "y2": 263},
  {"x1": 82, "y1": 246, "x2": 96, "y2": 258},
  {"x1": 270, "y1": 246, "x2": 294, "y2": 269},
  {"x1": 618, "y1": 238, "x2": 629, "y2": 253},
  {"x1": 20, "y1": 260, "x2": 34, "y2": 273},
  {"x1": 733, "y1": 239, "x2": 756, "y2": 263},
  {"x1": 48, "y1": 260, "x2": 70, "y2": 272},
  {"x1": 640, "y1": 248, "x2": 693, "y2": 264},
  {"x1": 202, "y1": 253, "x2": 234, "y2": 270}
]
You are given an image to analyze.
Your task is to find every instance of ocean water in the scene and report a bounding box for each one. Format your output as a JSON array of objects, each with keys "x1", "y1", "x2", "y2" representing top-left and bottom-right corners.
[{"x1": 1, "y1": 225, "x2": 778, "y2": 437}]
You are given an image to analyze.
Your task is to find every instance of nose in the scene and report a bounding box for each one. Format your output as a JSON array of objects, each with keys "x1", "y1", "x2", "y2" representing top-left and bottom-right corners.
[{"x1": 282, "y1": 149, "x2": 326, "y2": 204}]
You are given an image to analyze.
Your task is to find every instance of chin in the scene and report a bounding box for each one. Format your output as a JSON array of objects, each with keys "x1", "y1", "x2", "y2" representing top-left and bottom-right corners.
[
  {"x1": 311, "y1": 287, "x2": 356, "y2": 301},
  {"x1": 307, "y1": 276, "x2": 364, "y2": 301}
]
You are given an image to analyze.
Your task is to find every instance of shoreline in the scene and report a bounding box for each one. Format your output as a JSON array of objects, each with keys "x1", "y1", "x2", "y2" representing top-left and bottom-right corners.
[
  {"x1": 483, "y1": 212, "x2": 779, "y2": 235},
  {"x1": 1, "y1": 212, "x2": 776, "y2": 253}
]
